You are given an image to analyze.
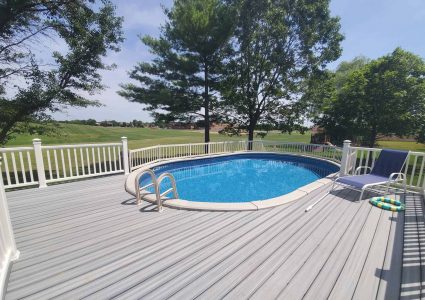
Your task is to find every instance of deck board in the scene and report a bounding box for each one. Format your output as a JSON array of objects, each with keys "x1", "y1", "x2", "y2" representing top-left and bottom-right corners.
[{"x1": 3, "y1": 174, "x2": 423, "y2": 299}]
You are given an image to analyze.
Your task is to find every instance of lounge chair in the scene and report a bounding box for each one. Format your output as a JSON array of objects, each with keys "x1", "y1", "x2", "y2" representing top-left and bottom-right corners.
[{"x1": 305, "y1": 149, "x2": 409, "y2": 212}]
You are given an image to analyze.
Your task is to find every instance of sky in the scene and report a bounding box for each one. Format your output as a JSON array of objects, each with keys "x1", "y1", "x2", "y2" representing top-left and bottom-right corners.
[{"x1": 52, "y1": 0, "x2": 425, "y2": 122}]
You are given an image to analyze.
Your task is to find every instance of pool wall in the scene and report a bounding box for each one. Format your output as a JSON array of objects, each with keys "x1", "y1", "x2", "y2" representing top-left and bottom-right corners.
[{"x1": 125, "y1": 152, "x2": 339, "y2": 211}]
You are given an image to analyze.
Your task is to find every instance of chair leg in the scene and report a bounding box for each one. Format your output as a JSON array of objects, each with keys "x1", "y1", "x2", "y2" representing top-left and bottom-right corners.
[
  {"x1": 385, "y1": 182, "x2": 390, "y2": 195},
  {"x1": 359, "y1": 189, "x2": 365, "y2": 202},
  {"x1": 305, "y1": 180, "x2": 336, "y2": 212}
]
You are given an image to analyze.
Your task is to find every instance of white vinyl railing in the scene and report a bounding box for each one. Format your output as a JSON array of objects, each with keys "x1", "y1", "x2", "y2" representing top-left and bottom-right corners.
[
  {"x1": 0, "y1": 146, "x2": 38, "y2": 189},
  {"x1": 0, "y1": 158, "x2": 19, "y2": 298},
  {"x1": 260, "y1": 141, "x2": 342, "y2": 162},
  {"x1": 0, "y1": 137, "x2": 129, "y2": 189},
  {"x1": 43, "y1": 143, "x2": 124, "y2": 183},
  {"x1": 3, "y1": 137, "x2": 424, "y2": 194},
  {"x1": 129, "y1": 140, "x2": 342, "y2": 171},
  {"x1": 340, "y1": 141, "x2": 425, "y2": 193}
]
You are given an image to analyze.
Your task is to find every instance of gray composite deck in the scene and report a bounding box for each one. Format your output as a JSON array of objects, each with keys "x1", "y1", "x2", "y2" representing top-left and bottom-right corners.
[{"x1": 3, "y1": 175, "x2": 425, "y2": 299}]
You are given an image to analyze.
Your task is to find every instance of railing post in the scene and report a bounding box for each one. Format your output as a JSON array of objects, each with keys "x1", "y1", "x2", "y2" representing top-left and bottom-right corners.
[
  {"x1": 0, "y1": 158, "x2": 20, "y2": 294},
  {"x1": 121, "y1": 137, "x2": 129, "y2": 175},
  {"x1": 339, "y1": 140, "x2": 351, "y2": 176},
  {"x1": 33, "y1": 138, "x2": 46, "y2": 188}
]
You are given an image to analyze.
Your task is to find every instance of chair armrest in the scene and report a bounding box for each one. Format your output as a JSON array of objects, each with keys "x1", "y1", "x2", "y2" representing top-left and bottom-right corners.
[
  {"x1": 388, "y1": 172, "x2": 406, "y2": 182},
  {"x1": 355, "y1": 166, "x2": 372, "y2": 175}
]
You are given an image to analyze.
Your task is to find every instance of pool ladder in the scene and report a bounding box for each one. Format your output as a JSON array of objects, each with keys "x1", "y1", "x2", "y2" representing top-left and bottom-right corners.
[{"x1": 135, "y1": 169, "x2": 179, "y2": 212}]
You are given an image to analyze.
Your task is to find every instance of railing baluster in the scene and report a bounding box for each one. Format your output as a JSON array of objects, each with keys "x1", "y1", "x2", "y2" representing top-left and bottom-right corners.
[
  {"x1": 108, "y1": 147, "x2": 112, "y2": 171},
  {"x1": 113, "y1": 147, "x2": 117, "y2": 171},
  {"x1": 60, "y1": 149, "x2": 66, "y2": 178},
  {"x1": 53, "y1": 150, "x2": 60, "y2": 179},
  {"x1": 46, "y1": 150, "x2": 53, "y2": 180},
  {"x1": 102, "y1": 147, "x2": 107, "y2": 172},
  {"x1": 80, "y1": 148, "x2": 85, "y2": 175},
  {"x1": 416, "y1": 156, "x2": 425, "y2": 188},
  {"x1": 97, "y1": 147, "x2": 102, "y2": 173},
  {"x1": 359, "y1": 150, "x2": 364, "y2": 173},
  {"x1": 410, "y1": 155, "x2": 418, "y2": 186},
  {"x1": 86, "y1": 148, "x2": 91, "y2": 175},
  {"x1": 91, "y1": 147, "x2": 97, "y2": 174},
  {"x1": 74, "y1": 148, "x2": 79, "y2": 177},
  {"x1": 67, "y1": 148, "x2": 73, "y2": 177},
  {"x1": 27, "y1": 151, "x2": 34, "y2": 182},
  {"x1": 11, "y1": 152, "x2": 19, "y2": 185},
  {"x1": 364, "y1": 151, "x2": 370, "y2": 174},
  {"x1": 3, "y1": 153, "x2": 11, "y2": 186},
  {"x1": 19, "y1": 152, "x2": 26, "y2": 183},
  {"x1": 19, "y1": 151, "x2": 27, "y2": 183},
  {"x1": 117, "y1": 146, "x2": 122, "y2": 170}
]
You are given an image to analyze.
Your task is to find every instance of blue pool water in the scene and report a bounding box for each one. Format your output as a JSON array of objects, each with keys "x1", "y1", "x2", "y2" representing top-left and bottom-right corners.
[{"x1": 140, "y1": 153, "x2": 338, "y2": 203}]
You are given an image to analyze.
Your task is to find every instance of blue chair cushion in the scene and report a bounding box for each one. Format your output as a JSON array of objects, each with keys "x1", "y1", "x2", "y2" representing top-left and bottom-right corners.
[{"x1": 337, "y1": 174, "x2": 390, "y2": 189}]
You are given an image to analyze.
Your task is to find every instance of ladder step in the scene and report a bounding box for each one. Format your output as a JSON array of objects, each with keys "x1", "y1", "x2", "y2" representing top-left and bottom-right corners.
[
  {"x1": 140, "y1": 182, "x2": 155, "y2": 190},
  {"x1": 160, "y1": 188, "x2": 174, "y2": 197}
]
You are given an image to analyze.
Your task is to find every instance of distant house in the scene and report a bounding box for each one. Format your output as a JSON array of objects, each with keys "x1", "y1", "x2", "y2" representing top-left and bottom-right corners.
[
  {"x1": 310, "y1": 126, "x2": 331, "y2": 144},
  {"x1": 210, "y1": 123, "x2": 228, "y2": 132}
]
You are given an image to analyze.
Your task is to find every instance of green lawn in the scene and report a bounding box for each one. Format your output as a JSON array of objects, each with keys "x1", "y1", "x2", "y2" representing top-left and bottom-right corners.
[
  {"x1": 4, "y1": 124, "x2": 310, "y2": 149},
  {"x1": 4, "y1": 123, "x2": 424, "y2": 152},
  {"x1": 377, "y1": 140, "x2": 425, "y2": 152}
]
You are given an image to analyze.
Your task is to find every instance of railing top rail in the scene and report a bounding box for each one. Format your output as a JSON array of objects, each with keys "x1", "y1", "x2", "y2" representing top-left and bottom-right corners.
[
  {"x1": 129, "y1": 145, "x2": 159, "y2": 152},
  {"x1": 261, "y1": 140, "x2": 341, "y2": 148},
  {"x1": 0, "y1": 146, "x2": 34, "y2": 152},
  {"x1": 349, "y1": 146, "x2": 422, "y2": 156},
  {"x1": 409, "y1": 151, "x2": 425, "y2": 156},
  {"x1": 130, "y1": 141, "x2": 342, "y2": 153},
  {"x1": 349, "y1": 146, "x2": 381, "y2": 151},
  {"x1": 42, "y1": 142, "x2": 122, "y2": 149},
  {"x1": 156, "y1": 140, "x2": 247, "y2": 147},
  {"x1": 130, "y1": 140, "x2": 248, "y2": 152}
]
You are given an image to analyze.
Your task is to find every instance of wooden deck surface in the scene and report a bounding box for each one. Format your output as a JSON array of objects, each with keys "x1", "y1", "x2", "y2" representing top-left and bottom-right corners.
[{"x1": 4, "y1": 175, "x2": 424, "y2": 299}]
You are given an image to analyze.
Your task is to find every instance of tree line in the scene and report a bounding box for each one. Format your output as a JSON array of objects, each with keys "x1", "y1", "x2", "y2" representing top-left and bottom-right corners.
[
  {"x1": 308, "y1": 50, "x2": 425, "y2": 147},
  {"x1": 119, "y1": 0, "x2": 344, "y2": 147},
  {"x1": 119, "y1": 0, "x2": 425, "y2": 147},
  {"x1": 60, "y1": 119, "x2": 147, "y2": 128}
]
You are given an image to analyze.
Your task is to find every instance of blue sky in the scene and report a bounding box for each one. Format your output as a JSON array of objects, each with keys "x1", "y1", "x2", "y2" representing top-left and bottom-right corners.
[{"x1": 54, "y1": 0, "x2": 425, "y2": 122}]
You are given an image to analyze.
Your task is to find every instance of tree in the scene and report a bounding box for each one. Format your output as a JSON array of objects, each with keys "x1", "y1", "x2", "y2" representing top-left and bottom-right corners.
[
  {"x1": 303, "y1": 56, "x2": 369, "y2": 144},
  {"x1": 316, "y1": 48, "x2": 425, "y2": 147},
  {"x1": 0, "y1": 1, "x2": 123, "y2": 144},
  {"x1": 219, "y1": 0, "x2": 343, "y2": 145},
  {"x1": 119, "y1": 0, "x2": 235, "y2": 143}
]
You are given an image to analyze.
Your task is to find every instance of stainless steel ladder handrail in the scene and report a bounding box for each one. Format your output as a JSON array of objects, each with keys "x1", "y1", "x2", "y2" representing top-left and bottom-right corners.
[
  {"x1": 156, "y1": 173, "x2": 179, "y2": 212},
  {"x1": 135, "y1": 169, "x2": 159, "y2": 205},
  {"x1": 134, "y1": 169, "x2": 179, "y2": 212}
]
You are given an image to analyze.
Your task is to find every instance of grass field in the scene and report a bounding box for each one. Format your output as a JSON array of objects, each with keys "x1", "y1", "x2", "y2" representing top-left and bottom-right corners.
[
  {"x1": 4, "y1": 124, "x2": 311, "y2": 149},
  {"x1": 3, "y1": 123, "x2": 424, "y2": 152}
]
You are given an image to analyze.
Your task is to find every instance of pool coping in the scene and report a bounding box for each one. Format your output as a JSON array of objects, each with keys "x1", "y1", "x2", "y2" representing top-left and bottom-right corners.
[{"x1": 125, "y1": 151, "x2": 340, "y2": 211}]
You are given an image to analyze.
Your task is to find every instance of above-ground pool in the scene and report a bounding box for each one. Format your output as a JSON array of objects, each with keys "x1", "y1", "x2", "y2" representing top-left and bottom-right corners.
[{"x1": 137, "y1": 153, "x2": 339, "y2": 208}]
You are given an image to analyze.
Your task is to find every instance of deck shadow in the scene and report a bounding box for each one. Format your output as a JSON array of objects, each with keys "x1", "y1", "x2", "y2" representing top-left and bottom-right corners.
[
  {"x1": 375, "y1": 193, "x2": 424, "y2": 299},
  {"x1": 139, "y1": 203, "x2": 159, "y2": 212},
  {"x1": 121, "y1": 198, "x2": 137, "y2": 205}
]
